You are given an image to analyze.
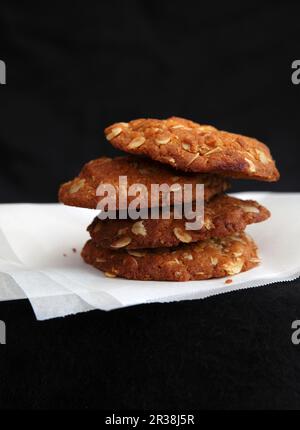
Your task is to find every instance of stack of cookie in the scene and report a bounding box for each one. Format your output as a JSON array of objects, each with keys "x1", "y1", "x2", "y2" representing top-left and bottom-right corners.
[{"x1": 59, "y1": 117, "x2": 279, "y2": 282}]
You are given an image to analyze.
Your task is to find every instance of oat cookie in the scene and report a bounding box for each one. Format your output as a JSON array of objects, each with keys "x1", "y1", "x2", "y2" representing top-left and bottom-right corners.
[
  {"x1": 105, "y1": 117, "x2": 279, "y2": 181},
  {"x1": 59, "y1": 156, "x2": 229, "y2": 209},
  {"x1": 88, "y1": 195, "x2": 270, "y2": 249},
  {"x1": 82, "y1": 232, "x2": 259, "y2": 282}
]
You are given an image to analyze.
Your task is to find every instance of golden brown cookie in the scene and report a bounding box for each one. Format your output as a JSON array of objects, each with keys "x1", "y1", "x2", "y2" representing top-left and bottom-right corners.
[
  {"x1": 59, "y1": 156, "x2": 229, "y2": 209},
  {"x1": 105, "y1": 117, "x2": 279, "y2": 181},
  {"x1": 88, "y1": 195, "x2": 270, "y2": 249},
  {"x1": 81, "y1": 232, "x2": 259, "y2": 282}
]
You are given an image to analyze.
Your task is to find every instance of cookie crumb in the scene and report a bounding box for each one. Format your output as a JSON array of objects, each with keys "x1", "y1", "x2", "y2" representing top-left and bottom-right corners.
[
  {"x1": 63, "y1": 253, "x2": 67, "y2": 257},
  {"x1": 72, "y1": 248, "x2": 77, "y2": 253},
  {"x1": 225, "y1": 279, "x2": 233, "y2": 284}
]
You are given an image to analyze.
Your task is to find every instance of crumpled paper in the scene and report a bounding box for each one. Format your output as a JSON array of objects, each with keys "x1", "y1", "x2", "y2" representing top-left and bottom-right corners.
[{"x1": 0, "y1": 192, "x2": 299, "y2": 320}]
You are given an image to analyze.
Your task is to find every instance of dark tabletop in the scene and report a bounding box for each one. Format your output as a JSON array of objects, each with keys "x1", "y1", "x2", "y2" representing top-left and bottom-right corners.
[{"x1": 1, "y1": 280, "x2": 300, "y2": 410}]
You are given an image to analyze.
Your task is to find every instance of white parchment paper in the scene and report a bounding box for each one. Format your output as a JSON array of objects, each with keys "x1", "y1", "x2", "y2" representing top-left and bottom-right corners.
[{"x1": 0, "y1": 192, "x2": 299, "y2": 320}]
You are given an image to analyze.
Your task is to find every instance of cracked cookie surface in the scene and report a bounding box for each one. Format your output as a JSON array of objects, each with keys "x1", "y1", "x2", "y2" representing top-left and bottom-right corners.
[
  {"x1": 82, "y1": 232, "x2": 259, "y2": 281},
  {"x1": 105, "y1": 117, "x2": 279, "y2": 181},
  {"x1": 88, "y1": 195, "x2": 270, "y2": 249}
]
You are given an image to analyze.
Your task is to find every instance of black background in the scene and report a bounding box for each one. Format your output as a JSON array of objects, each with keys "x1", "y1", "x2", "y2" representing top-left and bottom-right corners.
[{"x1": 1, "y1": 1, "x2": 300, "y2": 410}]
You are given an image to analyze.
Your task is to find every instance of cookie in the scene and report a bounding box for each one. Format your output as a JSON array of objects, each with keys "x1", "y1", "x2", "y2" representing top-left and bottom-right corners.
[
  {"x1": 88, "y1": 195, "x2": 270, "y2": 249},
  {"x1": 81, "y1": 232, "x2": 259, "y2": 281},
  {"x1": 59, "y1": 156, "x2": 229, "y2": 209},
  {"x1": 105, "y1": 117, "x2": 279, "y2": 181}
]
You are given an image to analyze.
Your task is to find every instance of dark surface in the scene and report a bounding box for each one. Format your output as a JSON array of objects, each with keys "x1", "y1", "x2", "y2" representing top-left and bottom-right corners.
[
  {"x1": 0, "y1": 1, "x2": 300, "y2": 410},
  {"x1": 1, "y1": 281, "x2": 300, "y2": 410}
]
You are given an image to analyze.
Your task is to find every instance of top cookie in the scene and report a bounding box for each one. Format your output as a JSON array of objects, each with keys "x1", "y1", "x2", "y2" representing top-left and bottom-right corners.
[
  {"x1": 105, "y1": 117, "x2": 279, "y2": 181},
  {"x1": 59, "y1": 156, "x2": 229, "y2": 209}
]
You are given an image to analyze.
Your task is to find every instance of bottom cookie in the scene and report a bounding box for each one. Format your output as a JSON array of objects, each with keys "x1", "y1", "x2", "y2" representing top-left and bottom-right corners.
[{"x1": 81, "y1": 232, "x2": 259, "y2": 282}]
